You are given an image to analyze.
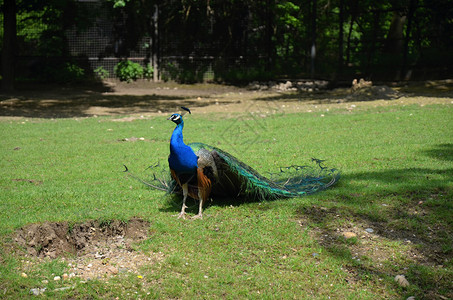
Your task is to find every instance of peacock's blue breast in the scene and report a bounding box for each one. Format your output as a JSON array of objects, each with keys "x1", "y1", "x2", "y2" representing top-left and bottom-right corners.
[{"x1": 168, "y1": 143, "x2": 198, "y2": 174}]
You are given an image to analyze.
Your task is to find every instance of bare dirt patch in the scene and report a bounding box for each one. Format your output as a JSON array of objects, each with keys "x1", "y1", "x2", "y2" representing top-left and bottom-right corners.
[
  {"x1": 15, "y1": 218, "x2": 149, "y2": 258},
  {"x1": 297, "y1": 205, "x2": 450, "y2": 268},
  {"x1": 0, "y1": 79, "x2": 452, "y2": 119},
  {"x1": 14, "y1": 218, "x2": 163, "y2": 281}
]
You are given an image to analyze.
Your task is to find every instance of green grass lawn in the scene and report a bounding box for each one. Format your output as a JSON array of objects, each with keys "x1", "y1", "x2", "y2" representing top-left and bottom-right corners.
[{"x1": 0, "y1": 101, "x2": 452, "y2": 299}]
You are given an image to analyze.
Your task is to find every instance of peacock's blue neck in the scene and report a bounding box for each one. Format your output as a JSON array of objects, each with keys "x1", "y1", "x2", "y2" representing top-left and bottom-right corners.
[
  {"x1": 169, "y1": 120, "x2": 198, "y2": 173},
  {"x1": 170, "y1": 121, "x2": 185, "y2": 149}
]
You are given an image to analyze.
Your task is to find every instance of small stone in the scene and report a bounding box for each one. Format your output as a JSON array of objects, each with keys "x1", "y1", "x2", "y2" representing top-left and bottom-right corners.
[
  {"x1": 107, "y1": 266, "x2": 119, "y2": 275},
  {"x1": 395, "y1": 275, "x2": 410, "y2": 287},
  {"x1": 342, "y1": 232, "x2": 357, "y2": 239},
  {"x1": 69, "y1": 273, "x2": 76, "y2": 278},
  {"x1": 30, "y1": 288, "x2": 41, "y2": 296},
  {"x1": 365, "y1": 228, "x2": 374, "y2": 233},
  {"x1": 30, "y1": 288, "x2": 47, "y2": 295},
  {"x1": 54, "y1": 286, "x2": 72, "y2": 292},
  {"x1": 21, "y1": 272, "x2": 28, "y2": 278},
  {"x1": 62, "y1": 273, "x2": 69, "y2": 280},
  {"x1": 53, "y1": 276, "x2": 61, "y2": 281},
  {"x1": 406, "y1": 297, "x2": 415, "y2": 300},
  {"x1": 42, "y1": 280, "x2": 49, "y2": 284}
]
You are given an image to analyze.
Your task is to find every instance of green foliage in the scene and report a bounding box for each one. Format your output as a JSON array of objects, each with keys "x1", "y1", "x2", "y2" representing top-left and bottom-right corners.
[
  {"x1": 36, "y1": 61, "x2": 86, "y2": 83},
  {"x1": 216, "y1": 67, "x2": 274, "y2": 84},
  {"x1": 161, "y1": 63, "x2": 178, "y2": 82},
  {"x1": 94, "y1": 66, "x2": 110, "y2": 80},
  {"x1": 161, "y1": 62, "x2": 207, "y2": 83},
  {"x1": 143, "y1": 63, "x2": 154, "y2": 81},
  {"x1": 4, "y1": 0, "x2": 453, "y2": 83},
  {"x1": 62, "y1": 63, "x2": 85, "y2": 81},
  {"x1": 12, "y1": 1, "x2": 95, "y2": 57},
  {"x1": 114, "y1": 60, "x2": 144, "y2": 82},
  {"x1": 111, "y1": 0, "x2": 127, "y2": 8}
]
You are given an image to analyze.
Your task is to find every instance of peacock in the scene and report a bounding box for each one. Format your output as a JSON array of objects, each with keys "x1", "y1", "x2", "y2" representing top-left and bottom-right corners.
[{"x1": 126, "y1": 107, "x2": 339, "y2": 219}]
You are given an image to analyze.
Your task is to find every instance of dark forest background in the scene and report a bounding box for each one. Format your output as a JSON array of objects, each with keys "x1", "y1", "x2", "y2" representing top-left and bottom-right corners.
[{"x1": 1, "y1": 0, "x2": 452, "y2": 90}]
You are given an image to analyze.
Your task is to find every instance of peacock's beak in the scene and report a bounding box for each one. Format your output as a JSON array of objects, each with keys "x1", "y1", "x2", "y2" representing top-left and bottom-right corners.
[{"x1": 167, "y1": 116, "x2": 172, "y2": 120}]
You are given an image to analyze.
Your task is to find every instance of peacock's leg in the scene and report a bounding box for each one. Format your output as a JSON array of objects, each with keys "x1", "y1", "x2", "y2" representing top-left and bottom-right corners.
[
  {"x1": 192, "y1": 190, "x2": 204, "y2": 219},
  {"x1": 176, "y1": 183, "x2": 189, "y2": 219}
]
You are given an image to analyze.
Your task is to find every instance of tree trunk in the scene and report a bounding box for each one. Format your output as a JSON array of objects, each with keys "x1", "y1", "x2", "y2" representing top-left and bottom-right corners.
[
  {"x1": 345, "y1": 18, "x2": 353, "y2": 65},
  {"x1": 310, "y1": 0, "x2": 317, "y2": 78},
  {"x1": 366, "y1": 11, "x2": 380, "y2": 76},
  {"x1": 265, "y1": 0, "x2": 275, "y2": 72},
  {"x1": 1, "y1": 0, "x2": 17, "y2": 91},
  {"x1": 337, "y1": 0, "x2": 344, "y2": 77},
  {"x1": 384, "y1": 11, "x2": 407, "y2": 80},
  {"x1": 402, "y1": 0, "x2": 417, "y2": 80},
  {"x1": 384, "y1": 11, "x2": 406, "y2": 55},
  {"x1": 345, "y1": 0, "x2": 358, "y2": 65}
]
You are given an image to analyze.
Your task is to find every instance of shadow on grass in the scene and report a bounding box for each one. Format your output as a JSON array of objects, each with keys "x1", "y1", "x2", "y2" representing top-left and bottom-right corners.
[
  {"x1": 252, "y1": 89, "x2": 352, "y2": 103},
  {"x1": 0, "y1": 82, "x2": 234, "y2": 118},
  {"x1": 158, "y1": 190, "x2": 264, "y2": 216},
  {"x1": 135, "y1": 134, "x2": 452, "y2": 297},
  {"x1": 157, "y1": 164, "x2": 452, "y2": 296},
  {"x1": 0, "y1": 93, "x2": 225, "y2": 119},
  {"x1": 251, "y1": 80, "x2": 453, "y2": 103},
  {"x1": 399, "y1": 79, "x2": 453, "y2": 98},
  {"x1": 422, "y1": 143, "x2": 453, "y2": 162},
  {"x1": 296, "y1": 164, "x2": 453, "y2": 298}
]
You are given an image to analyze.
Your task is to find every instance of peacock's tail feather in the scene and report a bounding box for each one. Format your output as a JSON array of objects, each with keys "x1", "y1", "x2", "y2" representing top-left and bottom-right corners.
[
  {"x1": 131, "y1": 143, "x2": 339, "y2": 201},
  {"x1": 188, "y1": 143, "x2": 339, "y2": 200}
]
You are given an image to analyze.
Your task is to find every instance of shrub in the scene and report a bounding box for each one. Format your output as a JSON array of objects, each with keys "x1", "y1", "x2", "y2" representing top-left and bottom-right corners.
[
  {"x1": 114, "y1": 60, "x2": 143, "y2": 82},
  {"x1": 161, "y1": 62, "x2": 206, "y2": 83},
  {"x1": 40, "y1": 62, "x2": 85, "y2": 83},
  {"x1": 94, "y1": 66, "x2": 110, "y2": 80},
  {"x1": 63, "y1": 63, "x2": 85, "y2": 80},
  {"x1": 143, "y1": 63, "x2": 154, "y2": 81}
]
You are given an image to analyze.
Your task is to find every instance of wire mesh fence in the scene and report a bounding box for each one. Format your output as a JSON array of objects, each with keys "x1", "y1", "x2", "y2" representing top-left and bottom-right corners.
[{"x1": 6, "y1": 0, "x2": 453, "y2": 83}]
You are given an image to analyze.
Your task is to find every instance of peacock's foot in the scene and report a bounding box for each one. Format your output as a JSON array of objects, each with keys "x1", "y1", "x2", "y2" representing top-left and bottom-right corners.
[
  {"x1": 191, "y1": 213, "x2": 203, "y2": 220},
  {"x1": 173, "y1": 204, "x2": 188, "y2": 219},
  {"x1": 173, "y1": 212, "x2": 187, "y2": 219}
]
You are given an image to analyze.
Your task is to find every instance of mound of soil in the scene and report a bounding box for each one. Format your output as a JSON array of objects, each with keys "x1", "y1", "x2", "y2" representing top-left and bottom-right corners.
[{"x1": 14, "y1": 218, "x2": 149, "y2": 259}]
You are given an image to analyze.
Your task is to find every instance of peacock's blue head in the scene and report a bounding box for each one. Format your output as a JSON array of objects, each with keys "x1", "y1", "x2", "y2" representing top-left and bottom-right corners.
[
  {"x1": 168, "y1": 107, "x2": 191, "y2": 125},
  {"x1": 167, "y1": 113, "x2": 183, "y2": 125}
]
